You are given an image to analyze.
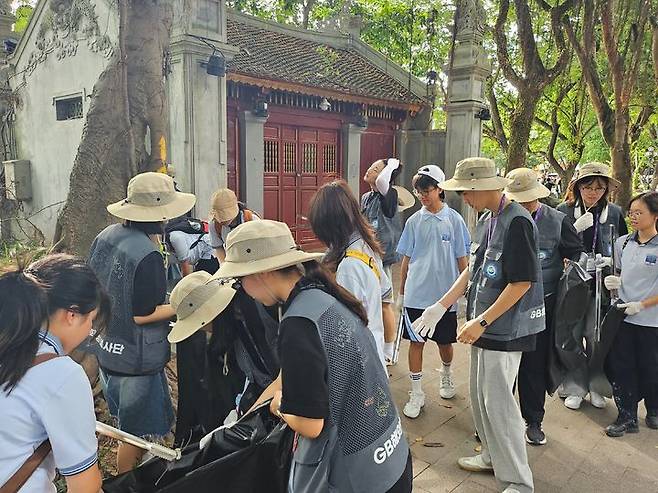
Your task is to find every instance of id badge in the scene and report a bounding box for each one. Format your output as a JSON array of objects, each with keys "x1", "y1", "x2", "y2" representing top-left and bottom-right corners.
[{"x1": 586, "y1": 253, "x2": 596, "y2": 272}]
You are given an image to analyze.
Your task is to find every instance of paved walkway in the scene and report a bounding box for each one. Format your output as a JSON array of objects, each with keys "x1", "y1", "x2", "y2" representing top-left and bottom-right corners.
[{"x1": 389, "y1": 342, "x2": 658, "y2": 492}]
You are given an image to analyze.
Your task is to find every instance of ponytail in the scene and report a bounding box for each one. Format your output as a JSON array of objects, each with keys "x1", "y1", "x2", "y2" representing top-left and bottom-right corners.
[{"x1": 0, "y1": 269, "x2": 48, "y2": 392}]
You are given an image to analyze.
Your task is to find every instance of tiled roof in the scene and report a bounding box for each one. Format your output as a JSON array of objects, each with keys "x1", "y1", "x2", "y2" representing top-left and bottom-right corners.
[{"x1": 226, "y1": 14, "x2": 427, "y2": 108}]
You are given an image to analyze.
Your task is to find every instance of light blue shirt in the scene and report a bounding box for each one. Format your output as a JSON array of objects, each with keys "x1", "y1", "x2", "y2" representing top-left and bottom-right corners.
[
  {"x1": 397, "y1": 205, "x2": 470, "y2": 310},
  {"x1": 615, "y1": 233, "x2": 658, "y2": 327},
  {"x1": 0, "y1": 333, "x2": 98, "y2": 492}
]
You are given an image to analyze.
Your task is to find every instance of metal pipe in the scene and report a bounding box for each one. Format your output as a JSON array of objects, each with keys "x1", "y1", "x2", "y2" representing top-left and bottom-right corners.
[{"x1": 96, "y1": 421, "x2": 181, "y2": 462}]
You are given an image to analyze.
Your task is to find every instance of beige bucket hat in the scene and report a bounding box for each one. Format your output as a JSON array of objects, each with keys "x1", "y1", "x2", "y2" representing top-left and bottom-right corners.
[
  {"x1": 393, "y1": 185, "x2": 416, "y2": 212},
  {"x1": 168, "y1": 271, "x2": 236, "y2": 343},
  {"x1": 440, "y1": 157, "x2": 512, "y2": 191},
  {"x1": 213, "y1": 220, "x2": 324, "y2": 279},
  {"x1": 504, "y1": 168, "x2": 551, "y2": 203},
  {"x1": 107, "y1": 172, "x2": 196, "y2": 222},
  {"x1": 573, "y1": 162, "x2": 620, "y2": 190},
  {"x1": 211, "y1": 188, "x2": 240, "y2": 223}
]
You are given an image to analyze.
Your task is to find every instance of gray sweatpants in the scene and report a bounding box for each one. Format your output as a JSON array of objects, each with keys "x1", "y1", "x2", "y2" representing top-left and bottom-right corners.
[{"x1": 470, "y1": 346, "x2": 534, "y2": 493}]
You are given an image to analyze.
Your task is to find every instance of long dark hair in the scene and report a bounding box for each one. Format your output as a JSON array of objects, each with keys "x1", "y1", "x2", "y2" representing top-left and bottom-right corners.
[
  {"x1": 308, "y1": 180, "x2": 384, "y2": 270},
  {"x1": 565, "y1": 176, "x2": 610, "y2": 209},
  {"x1": 0, "y1": 254, "x2": 109, "y2": 393},
  {"x1": 629, "y1": 191, "x2": 658, "y2": 227},
  {"x1": 280, "y1": 260, "x2": 368, "y2": 325}
]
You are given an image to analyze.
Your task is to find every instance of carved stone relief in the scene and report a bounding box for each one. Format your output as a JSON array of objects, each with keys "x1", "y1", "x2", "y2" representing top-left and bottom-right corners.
[
  {"x1": 455, "y1": 0, "x2": 486, "y2": 40},
  {"x1": 23, "y1": 0, "x2": 114, "y2": 79}
]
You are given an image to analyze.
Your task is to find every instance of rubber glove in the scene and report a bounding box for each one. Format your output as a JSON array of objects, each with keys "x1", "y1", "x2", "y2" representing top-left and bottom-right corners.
[
  {"x1": 604, "y1": 275, "x2": 621, "y2": 290},
  {"x1": 595, "y1": 254, "x2": 612, "y2": 269},
  {"x1": 573, "y1": 211, "x2": 594, "y2": 233},
  {"x1": 374, "y1": 158, "x2": 400, "y2": 195},
  {"x1": 618, "y1": 301, "x2": 645, "y2": 316},
  {"x1": 411, "y1": 301, "x2": 447, "y2": 339}
]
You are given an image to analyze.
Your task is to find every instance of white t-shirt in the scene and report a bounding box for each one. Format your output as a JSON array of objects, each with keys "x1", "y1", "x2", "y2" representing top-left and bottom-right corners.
[
  {"x1": 0, "y1": 334, "x2": 98, "y2": 492},
  {"x1": 336, "y1": 236, "x2": 391, "y2": 368}
]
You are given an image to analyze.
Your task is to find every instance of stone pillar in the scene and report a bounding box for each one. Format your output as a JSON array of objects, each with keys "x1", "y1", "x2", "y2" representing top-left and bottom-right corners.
[
  {"x1": 342, "y1": 123, "x2": 364, "y2": 198},
  {"x1": 444, "y1": 0, "x2": 491, "y2": 224},
  {"x1": 239, "y1": 111, "x2": 267, "y2": 216},
  {"x1": 0, "y1": 1, "x2": 14, "y2": 44}
]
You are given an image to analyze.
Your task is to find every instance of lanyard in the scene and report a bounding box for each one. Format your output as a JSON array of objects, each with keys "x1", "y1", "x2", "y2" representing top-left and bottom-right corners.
[
  {"x1": 591, "y1": 211, "x2": 600, "y2": 252},
  {"x1": 487, "y1": 194, "x2": 507, "y2": 246},
  {"x1": 533, "y1": 204, "x2": 543, "y2": 224}
]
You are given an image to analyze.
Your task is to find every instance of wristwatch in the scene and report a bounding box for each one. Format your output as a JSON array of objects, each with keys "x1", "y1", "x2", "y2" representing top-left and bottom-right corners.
[{"x1": 479, "y1": 318, "x2": 489, "y2": 328}]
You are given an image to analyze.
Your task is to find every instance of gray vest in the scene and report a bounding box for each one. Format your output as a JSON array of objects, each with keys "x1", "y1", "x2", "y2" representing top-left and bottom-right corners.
[
  {"x1": 557, "y1": 202, "x2": 623, "y2": 257},
  {"x1": 361, "y1": 191, "x2": 401, "y2": 266},
  {"x1": 88, "y1": 224, "x2": 170, "y2": 375},
  {"x1": 535, "y1": 205, "x2": 565, "y2": 296},
  {"x1": 467, "y1": 202, "x2": 546, "y2": 342},
  {"x1": 283, "y1": 288, "x2": 408, "y2": 493}
]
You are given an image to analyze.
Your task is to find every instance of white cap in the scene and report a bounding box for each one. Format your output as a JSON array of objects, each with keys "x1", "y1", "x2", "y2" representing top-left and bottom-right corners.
[{"x1": 415, "y1": 165, "x2": 445, "y2": 186}]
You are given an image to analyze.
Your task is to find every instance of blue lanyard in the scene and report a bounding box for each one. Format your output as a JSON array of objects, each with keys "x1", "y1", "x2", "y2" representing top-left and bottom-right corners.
[
  {"x1": 591, "y1": 211, "x2": 600, "y2": 252},
  {"x1": 487, "y1": 194, "x2": 507, "y2": 246},
  {"x1": 533, "y1": 204, "x2": 543, "y2": 223}
]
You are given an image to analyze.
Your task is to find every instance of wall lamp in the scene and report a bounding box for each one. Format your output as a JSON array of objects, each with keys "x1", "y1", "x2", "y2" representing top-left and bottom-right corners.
[
  {"x1": 475, "y1": 107, "x2": 491, "y2": 121},
  {"x1": 190, "y1": 34, "x2": 227, "y2": 77}
]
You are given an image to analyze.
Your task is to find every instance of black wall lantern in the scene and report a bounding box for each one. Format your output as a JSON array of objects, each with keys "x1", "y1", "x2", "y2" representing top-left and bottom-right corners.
[
  {"x1": 190, "y1": 34, "x2": 227, "y2": 78},
  {"x1": 475, "y1": 107, "x2": 491, "y2": 121}
]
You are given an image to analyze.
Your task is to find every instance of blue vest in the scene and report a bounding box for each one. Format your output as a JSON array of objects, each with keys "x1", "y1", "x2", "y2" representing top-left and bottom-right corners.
[
  {"x1": 535, "y1": 205, "x2": 565, "y2": 297},
  {"x1": 282, "y1": 288, "x2": 408, "y2": 492},
  {"x1": 557, "y1": 202, "x2": 623, "y2": 257},
  {"x1": 467, "y1": 202, "x2": 546, "y2": 342},
  {"x1": 88, "y1": 224, "x2": 170, "y2": 375}
]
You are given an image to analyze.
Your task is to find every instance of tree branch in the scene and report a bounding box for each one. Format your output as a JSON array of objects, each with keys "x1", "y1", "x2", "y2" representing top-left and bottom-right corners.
[{"x1": 494, "y1": 0, "x2": 524, "y2": 89}]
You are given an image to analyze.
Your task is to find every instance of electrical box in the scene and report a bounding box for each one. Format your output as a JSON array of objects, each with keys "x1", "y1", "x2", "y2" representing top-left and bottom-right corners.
[{"x1": 3, "y1": 160, "x2": 32, "y2": 201}]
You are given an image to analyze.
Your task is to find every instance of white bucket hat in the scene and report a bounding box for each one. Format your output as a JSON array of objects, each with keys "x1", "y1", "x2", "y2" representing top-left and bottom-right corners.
[
  {"x1": 213, "y1": 220, "x2": 324, "y2": 279},
  {"x1": 440, "y1": 157, "x2": 512, "y2": 191},
  {"x1": 504, "y1": 168, "x2": 551, "y2": 203},
  {"x1": 573, "y1": 162, "x2": 620, "y2": 190},
  {"x1": 393, "y1": 185, "x2": 416, "y2": 212},
  {"x1": 168, "y1": 271, "x2": 236, "y2": 343},
  {"x1": 107, "y1": 172, "x2": 196, "y2": 222}
]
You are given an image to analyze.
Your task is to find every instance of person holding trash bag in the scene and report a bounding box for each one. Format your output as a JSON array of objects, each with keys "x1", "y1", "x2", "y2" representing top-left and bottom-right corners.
[
  {"x1": 0, "y1": 254, "x2": 109, "y2": 493},
  {"x1": 168, "y1": 271, "x2": 280, "y2": 444},
  {"x1": 308, "y1": 179, "x2": 392, "y2": 369},
  {"x1": 505, "y1": 168, "x2": 583, "y2": 446},
  {"x1": 556, "y1": 162, "x2": 627, "y2": 411},
  {"x1": 603, "y1": 191, "x2": 658, "y2": 437},
  {"x1": 88, "y1": 172, "x2": 196, "y2": 473},
  {"x1": 213, "y1": 219, "x2": 412, "y2": 493},
  {"x1": 414, "y1": 158, "x2": 544, "y2": 493}
]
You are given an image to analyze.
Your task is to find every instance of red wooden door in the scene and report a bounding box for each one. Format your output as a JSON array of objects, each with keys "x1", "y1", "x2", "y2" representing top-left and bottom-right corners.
[
  {"x1": 226, "y1": 108, "x2": 240, "y2": 198},
  {"x1": 263, "y1": 123, "x2": 340, "y2": 245},
  {"x1": 360, "y1": 122, "x2": 397, "y2": 196}
]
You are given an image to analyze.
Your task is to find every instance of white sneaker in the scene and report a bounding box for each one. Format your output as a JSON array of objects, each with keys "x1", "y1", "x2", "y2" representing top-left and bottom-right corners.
[
  {"x1": 564, "y1": 395, "x2": 583, "y2": 410},
  {"x1": 457, "y1": 454, "x2": 494, "y2": 473},
  {"x1": 589, "y1": 391, "x2": 606, "y2": 409},
  {"x1": 439, "y1": 368, "x2": 456, "y2": 399},
  {"x1": 502, "y1": 488, "x2": 521, "y2": 493},
  {"x1": 403, "y1": 391, "x2": 425, "y2": 419}
]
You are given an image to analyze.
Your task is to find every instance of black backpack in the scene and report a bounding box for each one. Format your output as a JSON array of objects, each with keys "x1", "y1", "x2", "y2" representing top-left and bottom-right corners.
[{"x1": 165, "y1": 217, "x2": 209, "y2": 251}]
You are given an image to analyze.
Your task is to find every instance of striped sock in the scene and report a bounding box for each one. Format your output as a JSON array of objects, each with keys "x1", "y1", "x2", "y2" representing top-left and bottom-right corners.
[{"x1": 410, "y1": 372, "x2": 423, "y2": 394}]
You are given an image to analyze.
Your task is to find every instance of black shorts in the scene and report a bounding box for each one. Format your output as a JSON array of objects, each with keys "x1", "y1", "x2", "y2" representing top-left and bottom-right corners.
[{"x1": 401, "y1": 308, "x2": 457, "y2": 345}]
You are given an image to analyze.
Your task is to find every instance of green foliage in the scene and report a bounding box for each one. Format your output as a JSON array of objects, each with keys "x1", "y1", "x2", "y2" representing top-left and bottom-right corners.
[{"x1": 13, "y1": 4, "x2": 34, "y2": 34}]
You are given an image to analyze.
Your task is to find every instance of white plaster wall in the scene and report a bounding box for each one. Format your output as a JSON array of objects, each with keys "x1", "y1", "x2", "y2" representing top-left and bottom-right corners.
[{"x1": 10, "y1": 0, "x2": 118, "y2": 240}]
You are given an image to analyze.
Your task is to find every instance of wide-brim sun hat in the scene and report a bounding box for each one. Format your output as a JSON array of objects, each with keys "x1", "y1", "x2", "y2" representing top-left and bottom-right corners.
[
  {"x1": 168, "y1": 271, "x2": 236, "y2": 343},
  {"x1": 213, "y1": 219, "x2": 324, "y2": 279},
  {"x1": 107, "y1": 172, "x2": 196, "y2": 222},
  {"x1": 573, "y1": 162, "x2": 620, "y2": 190},
  {"x1": 440, "y1": 157, "x2": 512, "y2": 191},
  {"x1": 211, "y1": 188, "x2": 240, "y2": 223},
  {"x1": 393, "y1": 185, "x2": 415, "y2": 212},
  {"x1": 504, "y1": 168, "x2": 551, "y2": 203}
]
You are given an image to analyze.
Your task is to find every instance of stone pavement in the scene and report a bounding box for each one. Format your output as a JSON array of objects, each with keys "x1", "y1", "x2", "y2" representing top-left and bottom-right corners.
[{"x1": 389, "y1": 341, "x2": 658, "y2": 492}]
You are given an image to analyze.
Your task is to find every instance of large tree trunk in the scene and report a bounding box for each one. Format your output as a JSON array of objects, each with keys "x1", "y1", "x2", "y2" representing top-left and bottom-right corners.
[
  {"x1": 54, "y1": 0, "x2": 171, "y2": 255},
  {"x1": 506, "y1": 90, "x2": 540, "y2": 171},
  {"x1": 611, "y1": 109, "x2": 632, "y2": 207}
]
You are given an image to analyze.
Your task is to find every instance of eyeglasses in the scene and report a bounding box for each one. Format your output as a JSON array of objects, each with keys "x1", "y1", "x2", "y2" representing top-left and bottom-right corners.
[
  {"x1": 627, "y1": 210, "x2": 645, "y2": 218},
  {"x1": 580, "y1": 185, "x2": 606, "y2": 193},
  {"x1": 413, "y1": 188, "x2": 437, "y2": 198}
]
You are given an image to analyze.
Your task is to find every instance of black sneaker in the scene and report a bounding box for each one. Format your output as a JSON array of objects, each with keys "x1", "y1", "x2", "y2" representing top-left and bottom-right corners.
[
  {"x1": 525, "y1": 422, "x2": 547, "y2": 445},
  {"x1": 646, "y1": 410, "x2": 658, "y2": 430},
  {"x1": 605, "y1": 417, "x2": 639, "y2": 437}
]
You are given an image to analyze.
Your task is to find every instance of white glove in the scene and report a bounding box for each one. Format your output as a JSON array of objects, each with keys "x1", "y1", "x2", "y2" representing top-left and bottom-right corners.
[
  {"x1": 394, "y1": 294, "x2": 404, "y2": 313},
  {"x1": 618, "y1": 301, "x2": 645, "y2": 316},
  {"x1": 595, "y1": 254, "x2": 612, "y2": 268},
  {"x1": 199, "y1": 410, "x2": 239, "y2": 449},
  {"x1": 573, "y1": 211, "x2": 594, "y2": 233},
  {"x1": 604, "y1": 275, "x2": 621, "y2": 290},
  {"x1": 411, "y1": 302, "x2": 448, "y2": 339}
]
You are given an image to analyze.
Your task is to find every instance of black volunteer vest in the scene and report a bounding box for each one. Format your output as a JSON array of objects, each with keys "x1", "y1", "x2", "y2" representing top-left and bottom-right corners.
[
  {"x1": 88, "y1": 224, "x2": 170, "y2": 375},
  {"x1": 361, "y1": 191, "x2": 402, "y2": 266},
  {"x1": 535, "y1": 205, "x2": 565, "y2": 297},
  {"x1": 282, "y1": 288, "x2": 408, "y2": 493},
  {"x1": 557, "y1": 202, "x2": 623, "y2": 257},
  {"x1": 467, "y1": 201, "x2": 546, "y2": 342}
]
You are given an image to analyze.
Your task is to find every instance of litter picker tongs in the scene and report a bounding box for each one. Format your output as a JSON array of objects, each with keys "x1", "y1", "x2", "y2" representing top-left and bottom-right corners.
[{"x1": 96, "y1": 421, "x2": 182, "y2": 462}]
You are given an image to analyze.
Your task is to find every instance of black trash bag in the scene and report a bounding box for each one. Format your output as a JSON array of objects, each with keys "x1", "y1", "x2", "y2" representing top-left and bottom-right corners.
[
  {"x1": 547, "y1": 260, "x2": 591, "y2": 394},
  {"x1": 590, "y1": 302, "x2": 626, "y2": 397},
  {"x1": 103, "y1": 400, "x2": 294, "y2": 493}
]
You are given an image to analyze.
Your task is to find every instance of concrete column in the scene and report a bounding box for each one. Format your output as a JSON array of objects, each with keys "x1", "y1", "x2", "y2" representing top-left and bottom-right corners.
[
  {"x1": 239, "y1": 111, "x2": 268, "y2": 215},
  {"x1": 444, "y1": 0, "x2": 491, "y2": 226},
  {"x1": 342, "y1": 123, "x2": 365, "y2": 198}
]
